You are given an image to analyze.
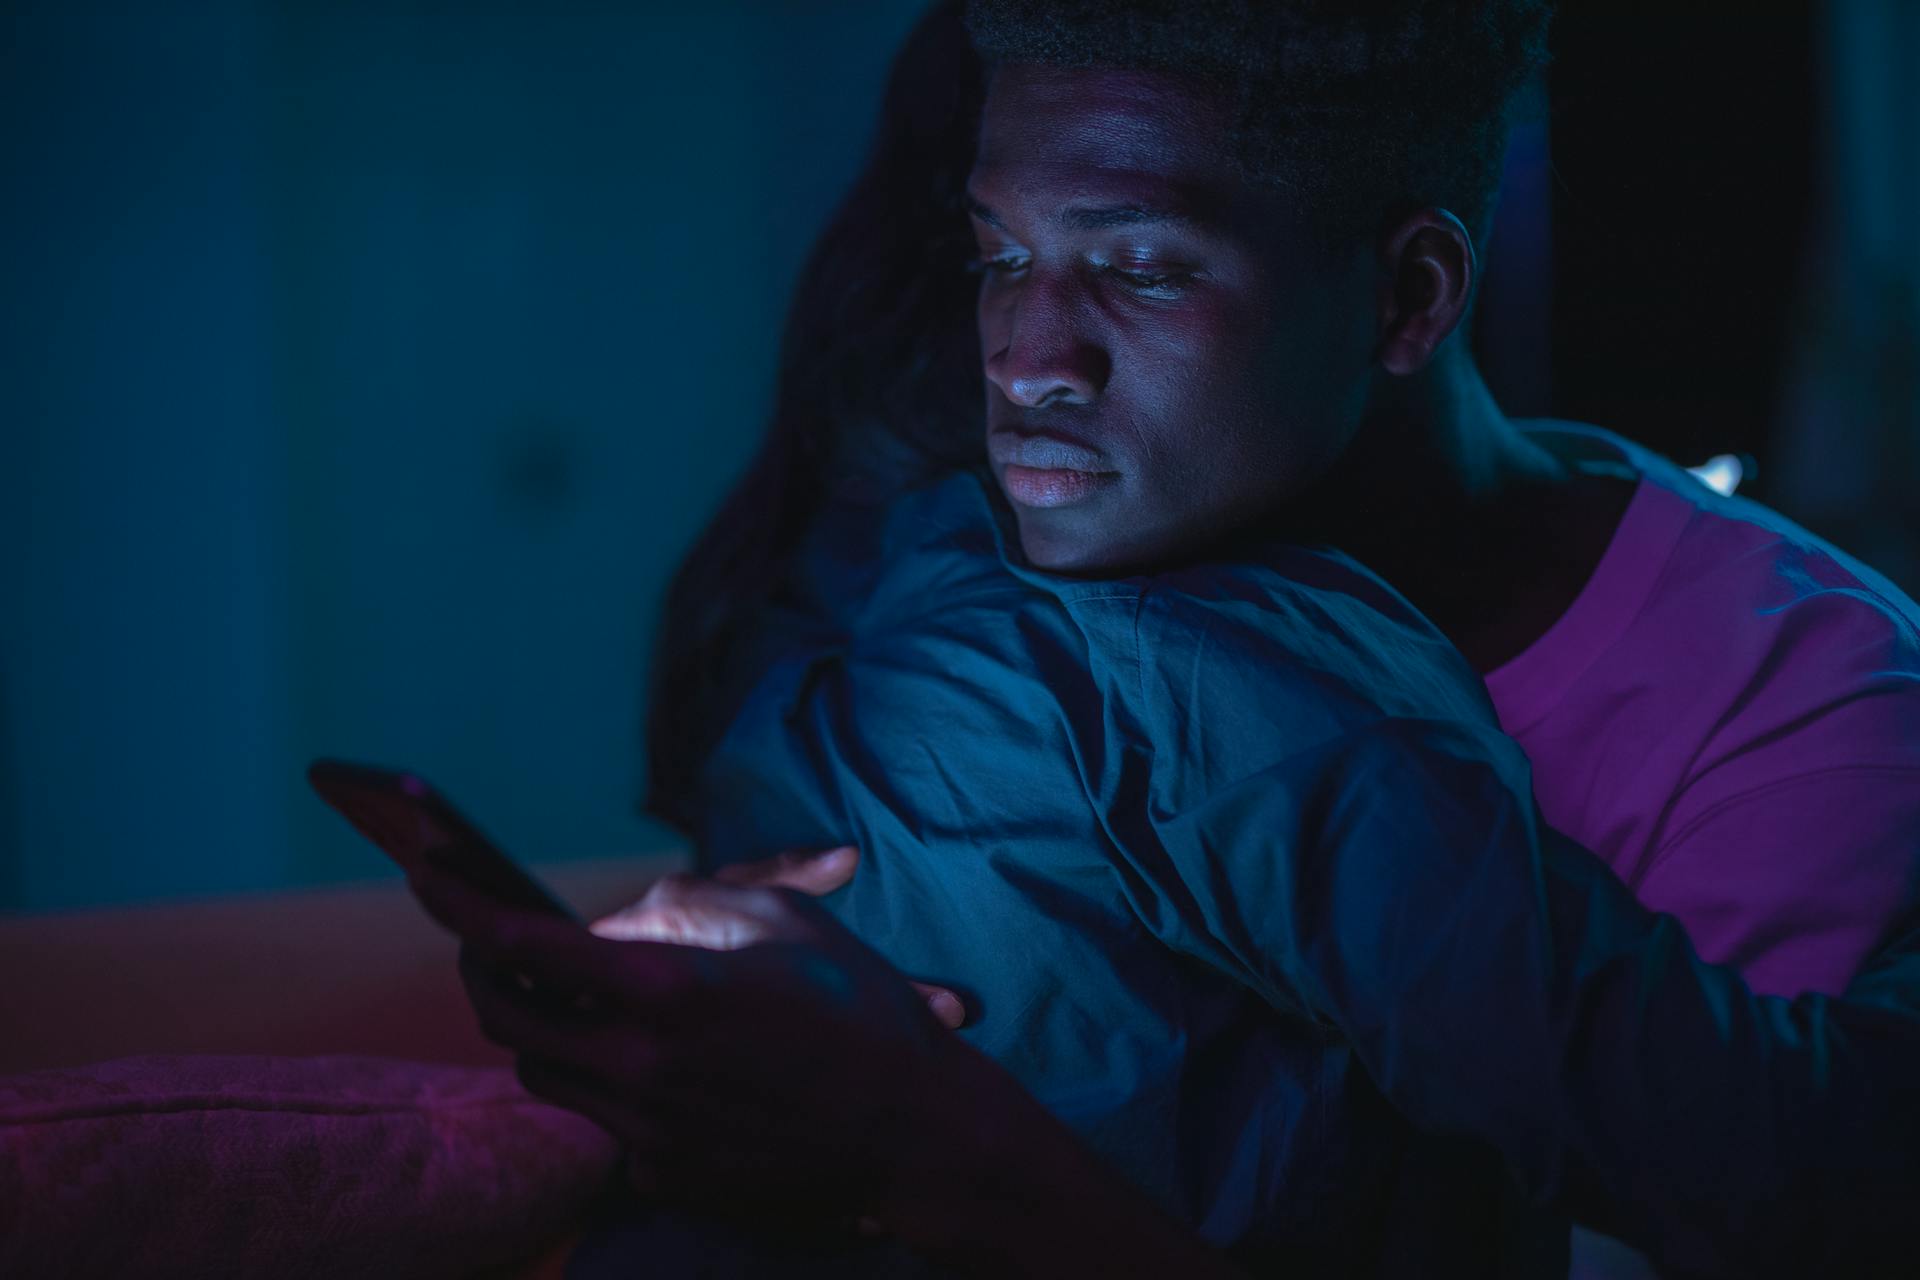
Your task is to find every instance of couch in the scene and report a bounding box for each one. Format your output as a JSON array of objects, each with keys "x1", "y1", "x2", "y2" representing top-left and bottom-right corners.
[{"x1": 0, "y1": 852, "x2": 686, "y2": 1278}]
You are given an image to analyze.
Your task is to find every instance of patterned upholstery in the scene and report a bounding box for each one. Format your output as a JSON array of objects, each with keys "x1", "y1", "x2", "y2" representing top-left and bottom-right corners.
[{"x1": 0, "y1": 1053, "x2": 617, "y2": 1278}]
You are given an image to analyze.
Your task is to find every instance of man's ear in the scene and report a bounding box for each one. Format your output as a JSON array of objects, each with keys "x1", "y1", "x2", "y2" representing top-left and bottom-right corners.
[{"x1": 1373, "y1": 208, "x2": 1477, "y2": 376}]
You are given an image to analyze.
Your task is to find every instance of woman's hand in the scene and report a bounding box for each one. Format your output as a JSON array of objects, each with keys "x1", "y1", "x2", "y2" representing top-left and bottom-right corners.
[
  {"x1": 407, "y1": 864, "x2": 1247, "y2": 1277},
  {"x1": 407, "y1": 865, "x2": 991, "y2": 1233},
  {"x1": 587, "y1": 846, "x2": 967, "y2": 1028}
]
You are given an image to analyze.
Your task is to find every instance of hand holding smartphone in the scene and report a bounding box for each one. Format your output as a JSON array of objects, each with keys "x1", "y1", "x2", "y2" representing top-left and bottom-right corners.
[{"x1": 309, "y1": 758, "x2": 605, "y2": 1013}]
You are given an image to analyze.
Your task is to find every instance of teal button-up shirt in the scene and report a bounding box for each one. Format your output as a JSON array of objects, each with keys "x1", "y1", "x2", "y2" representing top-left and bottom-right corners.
[
  {"x1": 666, "y1": 468, "x2": 1920, "y2": 1277},
  {"x1": 694, "y1": 470, "x2": 1557, "y2": 1264}
]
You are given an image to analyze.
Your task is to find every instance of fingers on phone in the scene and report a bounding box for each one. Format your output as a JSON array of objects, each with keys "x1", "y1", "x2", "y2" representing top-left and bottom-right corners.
[
  {"x1": 714, "y1": 844, "x2": 860, "y2": 896},
  {"x1": 912, "y1": 982, "x2": 967, "y2": 1029}
]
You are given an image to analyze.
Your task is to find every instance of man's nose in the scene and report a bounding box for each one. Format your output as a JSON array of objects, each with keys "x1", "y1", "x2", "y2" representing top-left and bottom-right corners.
[{"x1": 983, "y1": 279, "x2": 1111, "y2": 408}]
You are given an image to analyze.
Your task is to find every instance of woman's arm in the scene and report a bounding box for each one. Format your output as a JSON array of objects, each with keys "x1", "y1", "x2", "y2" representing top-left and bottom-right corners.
[
  {"x1": 417, "y1": 737, "x2": 1920, "y2": 1278},
  {"x1": 895, "y1": 1035, "x2": 1252, "y2": 1279},
  {"x1": 407, "y1": 866, "x2": 1248, "y2": 1280},
  {"x1": 1154, "y1": 718, "x2": 1920, "y2": 1277}
]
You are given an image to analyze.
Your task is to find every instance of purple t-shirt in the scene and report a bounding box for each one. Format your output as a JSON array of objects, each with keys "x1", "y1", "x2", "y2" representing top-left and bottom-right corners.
[{"x1": 1484, "y1": 424, "x2": 1920, "y2": 998}]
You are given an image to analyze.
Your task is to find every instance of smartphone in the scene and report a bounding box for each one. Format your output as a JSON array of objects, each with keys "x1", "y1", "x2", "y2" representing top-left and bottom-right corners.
[{"x1": 307, "y1": 758, "x2": 581, "y2": 923}]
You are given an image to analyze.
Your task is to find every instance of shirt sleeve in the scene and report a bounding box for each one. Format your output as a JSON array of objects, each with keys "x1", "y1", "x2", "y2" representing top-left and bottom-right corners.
[
  {"x1": 1635, "y1": 764, "x2": 1920, "y2": 996},
  {"x1": 1147, "y1": 715, "x2": 1920, "y2": 1278},
  {"x1": 1614, "y1": 570, "x2": 1920, "y2": 998}
]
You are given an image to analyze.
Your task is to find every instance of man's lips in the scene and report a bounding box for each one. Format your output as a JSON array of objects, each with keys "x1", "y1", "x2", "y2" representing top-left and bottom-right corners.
[
  {"x1": 988, "y1": 429, "x2": 1119, "y2": 509},
  {"x1": 1001, "y1": 464, "x2": 1118, "y2": 508}
]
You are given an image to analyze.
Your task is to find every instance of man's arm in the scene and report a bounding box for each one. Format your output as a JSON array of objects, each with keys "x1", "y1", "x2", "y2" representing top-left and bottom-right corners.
[{"x1": 1631, "y1": 765, "x2": 1920, "y2": 996}]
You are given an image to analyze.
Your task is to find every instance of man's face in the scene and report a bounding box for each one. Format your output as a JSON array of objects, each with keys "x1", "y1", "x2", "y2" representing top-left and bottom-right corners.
[{"x1": 969, "y1": 64, "x2": 1379, "y2": 572}]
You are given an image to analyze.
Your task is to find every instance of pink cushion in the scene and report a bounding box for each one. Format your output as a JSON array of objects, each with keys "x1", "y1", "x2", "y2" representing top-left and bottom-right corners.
[{"x1": 0, "y1": 1053, "x2": 619, "y2": 1278}]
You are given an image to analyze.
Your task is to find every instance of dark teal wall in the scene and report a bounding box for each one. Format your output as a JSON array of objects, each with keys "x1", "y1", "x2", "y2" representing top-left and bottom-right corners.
[{"x1": 1, "y1": 1, "x2": 926, "y2": 910}]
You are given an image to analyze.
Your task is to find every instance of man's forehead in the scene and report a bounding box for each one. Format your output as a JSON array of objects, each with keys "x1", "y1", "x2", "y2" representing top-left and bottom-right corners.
[
  {"x1": 964, "y1": 168, "x2": 1221, "y2": 232},
  {"x1": 973, "y1": 62, "x2": 1237, "y2": 187}
]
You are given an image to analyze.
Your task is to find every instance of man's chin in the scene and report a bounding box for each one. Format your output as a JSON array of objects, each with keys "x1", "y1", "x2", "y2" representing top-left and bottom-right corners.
[{"x1": 1013, "y1": 512, "x2": 1160, "y2": 577}]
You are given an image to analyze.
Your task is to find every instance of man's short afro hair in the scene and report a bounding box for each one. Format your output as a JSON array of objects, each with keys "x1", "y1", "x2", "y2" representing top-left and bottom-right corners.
[{"x1": 964, "y1": 0, "x2": 1554, "y2": 250}]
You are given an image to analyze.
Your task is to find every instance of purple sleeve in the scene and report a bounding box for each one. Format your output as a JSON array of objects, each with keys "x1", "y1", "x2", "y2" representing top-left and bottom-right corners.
[{"x1": 1635, "y1": 766, "x2": 1920, "y2": 997}]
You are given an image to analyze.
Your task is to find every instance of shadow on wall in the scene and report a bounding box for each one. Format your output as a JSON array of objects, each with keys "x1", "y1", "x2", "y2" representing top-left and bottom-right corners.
[
  {"x1": 1538, "y1": 0, "x2": 1919, "y2": 595},
  {"x1": 1771, "y1": 0, "x2": 1920, "y2": 592},
  {"x1": 0, "y1": 0, "x2": 928, "y2": 912}
]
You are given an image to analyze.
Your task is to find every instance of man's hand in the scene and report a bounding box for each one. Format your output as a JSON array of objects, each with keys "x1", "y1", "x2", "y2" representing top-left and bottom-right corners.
[{"x1": 587, "y1": 846, "x2": 967, "y2": 1029}]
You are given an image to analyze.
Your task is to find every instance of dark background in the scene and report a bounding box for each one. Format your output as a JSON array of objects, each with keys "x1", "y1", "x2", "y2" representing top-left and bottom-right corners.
[{"x1": 4, "y1": 1, "x2": 1916, "y2": 911}]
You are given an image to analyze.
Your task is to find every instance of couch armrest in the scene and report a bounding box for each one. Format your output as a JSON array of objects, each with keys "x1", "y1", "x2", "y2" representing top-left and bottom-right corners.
[{"x1": 0, "y1": 852, "x2": 687, "y2": 1074}]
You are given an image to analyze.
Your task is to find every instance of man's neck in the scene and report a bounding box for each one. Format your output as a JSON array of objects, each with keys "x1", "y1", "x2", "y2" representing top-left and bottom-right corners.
[{"x1": 1287, "y1": 349, "x2": 1635, "y2": 673}]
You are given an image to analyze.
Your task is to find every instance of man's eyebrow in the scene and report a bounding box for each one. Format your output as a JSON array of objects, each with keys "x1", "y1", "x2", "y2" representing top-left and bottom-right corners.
[
  {"x1": 964, "y1": 192, "x2": 1195, "y2": 233},
  {"x1": 963, "y1": 193, "x2": 1005, "y2": 229},
  {"x1": 1057, "y1": 205, "x2": 1191, "y2": 231}
]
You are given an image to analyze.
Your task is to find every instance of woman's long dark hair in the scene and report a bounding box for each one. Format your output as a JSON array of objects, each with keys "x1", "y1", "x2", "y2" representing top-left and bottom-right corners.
[{"x1": 644, "y1": 1, "x2": 986, "y2": 833}]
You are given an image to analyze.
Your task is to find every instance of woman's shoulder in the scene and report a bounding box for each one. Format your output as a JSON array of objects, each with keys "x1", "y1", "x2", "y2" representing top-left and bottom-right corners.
[
  {"x1": 817, "y1": 469, "x2": 1043, "y2": 631},
  {"x1": 1127, "y1": 543, "x2": 1494, "y2": 727},
  {"x1": 860, "y1": 476, "x2": 1492, "y2": 715}
]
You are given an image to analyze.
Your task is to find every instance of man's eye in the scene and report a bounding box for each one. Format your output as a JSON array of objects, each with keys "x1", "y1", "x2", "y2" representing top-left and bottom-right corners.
[
  {"x1": 1103, "y1": 264, "x2": 1195, "y2": 296},
  {"x1": 965, "y1": 255, "x2": 1029, "y2": 277}
]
